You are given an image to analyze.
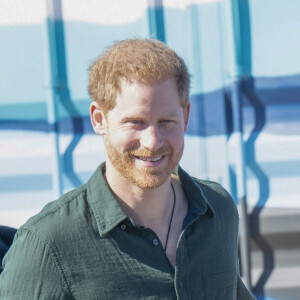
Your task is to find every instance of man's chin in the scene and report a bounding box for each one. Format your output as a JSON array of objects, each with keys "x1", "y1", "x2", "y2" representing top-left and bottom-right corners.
[
  {"x1": 132, "y1": 179, "x2": 166, "y2": 189},
  {"x1": 126, "y1": 171, "x2": 169, "y2": 189}
]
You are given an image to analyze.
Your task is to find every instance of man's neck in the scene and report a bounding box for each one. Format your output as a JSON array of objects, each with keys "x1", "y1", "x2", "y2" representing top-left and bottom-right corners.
[{"x1": 104, "y1": 164, "x2": 174, "y2": 228}]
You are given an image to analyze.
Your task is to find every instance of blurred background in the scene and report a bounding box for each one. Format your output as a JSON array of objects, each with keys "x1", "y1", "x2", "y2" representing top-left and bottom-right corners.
[{"x1": 0, "y1": 0, "x2": 300, "y2": 299}]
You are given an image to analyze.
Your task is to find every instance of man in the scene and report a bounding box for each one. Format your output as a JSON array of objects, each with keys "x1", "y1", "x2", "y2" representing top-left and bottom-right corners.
[{"x1": 0, "y1": 39, "x2": 255, "y2": 299}]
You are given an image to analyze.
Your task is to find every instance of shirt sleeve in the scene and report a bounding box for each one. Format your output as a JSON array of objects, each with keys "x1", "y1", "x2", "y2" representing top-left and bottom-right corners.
[
  {"x1": 0, "y1": 227, "x2": 72, "y2": 300},
  {"x1": 236, "y1": 274, "x2": 256, "y2": 300}
]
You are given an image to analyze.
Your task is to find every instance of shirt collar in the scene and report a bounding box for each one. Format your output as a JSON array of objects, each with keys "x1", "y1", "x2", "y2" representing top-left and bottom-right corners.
[
  {"x1": 87, "y1": 162, "x2": 127, "y2": 237},
  {"x1": 175, "y1": 165, "x2": 215, "y2": 218},
  {"x1": 87, "y1": 162, "x2": 215, "y2": 237}
]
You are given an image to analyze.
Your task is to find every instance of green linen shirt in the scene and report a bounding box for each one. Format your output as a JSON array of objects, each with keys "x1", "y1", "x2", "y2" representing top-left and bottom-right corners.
[{"x1": 0, "y1": 163, "x2": 255, "y2": 300}]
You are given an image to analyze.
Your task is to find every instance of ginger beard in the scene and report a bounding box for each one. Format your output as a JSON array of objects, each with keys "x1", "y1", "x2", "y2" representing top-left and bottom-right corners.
[{"x1": 104, "y1": 130, "x2": 184, "y2": 189}]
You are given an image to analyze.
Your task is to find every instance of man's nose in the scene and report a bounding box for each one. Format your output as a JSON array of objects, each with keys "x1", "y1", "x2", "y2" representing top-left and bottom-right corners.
[{"x1": 140, "y1": 125, "x2": 163, "y2": 151}]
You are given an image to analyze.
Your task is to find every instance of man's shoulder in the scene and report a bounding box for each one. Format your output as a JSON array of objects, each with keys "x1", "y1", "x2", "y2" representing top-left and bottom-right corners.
[
  {"x1": 179, "y1": 165, "x2": 233, "y2": 200},
  {"x1": 187, "y1": 173, "x2": 238, "y2": 216},
  {"x1": 194, "y1": 177, "x2": 233, "y2": 200},
  {"x1": 19, "y1": 183, "x2": 89, "y2": 239}
]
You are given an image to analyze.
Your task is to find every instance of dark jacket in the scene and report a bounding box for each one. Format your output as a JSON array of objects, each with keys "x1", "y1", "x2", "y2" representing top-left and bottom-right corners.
[{"x1": 0, "y1": 226, "x2": 17, "y2": 274}]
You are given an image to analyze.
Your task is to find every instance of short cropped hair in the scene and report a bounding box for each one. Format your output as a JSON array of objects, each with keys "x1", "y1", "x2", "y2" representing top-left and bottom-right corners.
[{"x1": 88, "y1": 39, "x2": 190, "y2": 114}]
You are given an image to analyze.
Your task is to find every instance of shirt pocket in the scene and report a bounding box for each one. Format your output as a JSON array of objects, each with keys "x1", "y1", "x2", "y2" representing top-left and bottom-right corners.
[{"x1": 204, "y1": 269, "x2": 237, "y2": 300}]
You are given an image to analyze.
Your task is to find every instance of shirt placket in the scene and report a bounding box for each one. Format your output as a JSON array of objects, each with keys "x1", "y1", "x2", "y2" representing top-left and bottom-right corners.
[{"x1": 174, "y1": 228, "x2": 190, "y2": 300}]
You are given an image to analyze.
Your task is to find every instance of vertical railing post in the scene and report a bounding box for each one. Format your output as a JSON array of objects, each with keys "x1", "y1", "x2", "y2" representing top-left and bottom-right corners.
[
  {"x1": 187, "y1": 4, "x2": 209, "y2": 179},
  {"x1": 147, "y1": 0, "x2": 166, "y2": 42},
  {"x1": 226, "y1": 0, "x2": 252, "y2": 289},
  {"x1": 43, "y1": 0, "x2": 64, "y2": 198},
  {"x1": 231, "y1": 79, "x2": 252, "y2": 289}
]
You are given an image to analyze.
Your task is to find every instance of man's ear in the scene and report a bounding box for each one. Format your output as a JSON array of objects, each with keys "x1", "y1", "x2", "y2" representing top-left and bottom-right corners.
[
  {"x1": 90, "y1": 101, "x2": 107, "y2": 135},
  {"x1": 184, "y1": 101, "x2": 191, "y2": 132}
]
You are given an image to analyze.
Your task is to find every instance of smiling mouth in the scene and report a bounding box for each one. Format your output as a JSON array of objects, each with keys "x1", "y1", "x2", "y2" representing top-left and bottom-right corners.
[{"x1": 135, "y1": 155, "x2": 165, "y2": 162}]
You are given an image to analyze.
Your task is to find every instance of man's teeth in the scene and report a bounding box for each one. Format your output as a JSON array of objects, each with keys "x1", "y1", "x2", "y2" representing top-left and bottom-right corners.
[{"x1": 137, "y1": 156, "x2": 162, "y2": 162}]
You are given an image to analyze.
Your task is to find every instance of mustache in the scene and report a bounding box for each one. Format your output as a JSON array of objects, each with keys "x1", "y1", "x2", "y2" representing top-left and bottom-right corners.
[{"x1": 127, "y1": 145, "x2": 171, "y2": 157}]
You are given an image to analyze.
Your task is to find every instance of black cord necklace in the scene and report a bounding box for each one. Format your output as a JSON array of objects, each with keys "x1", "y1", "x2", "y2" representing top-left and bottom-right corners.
[{"x1": 164, "y1": 182, "x2": 176, "y2": 251}]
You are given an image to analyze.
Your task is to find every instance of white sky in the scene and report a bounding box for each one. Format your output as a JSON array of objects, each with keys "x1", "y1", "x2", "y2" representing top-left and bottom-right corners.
[{"x1": 0, "y1": 0, "x2": 222, "y2": 25}]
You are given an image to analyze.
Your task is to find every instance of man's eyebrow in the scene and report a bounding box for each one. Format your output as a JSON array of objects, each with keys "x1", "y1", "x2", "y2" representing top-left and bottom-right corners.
[
  {"x1": 121, "y1": 113, "x2": 179, "y2": 120},
  {"x1": 120, "y1": 114, "x2": 144, "y2": 120},
  {"x1": 118, "y1": 110, "x2": 181, "y2": 120}
]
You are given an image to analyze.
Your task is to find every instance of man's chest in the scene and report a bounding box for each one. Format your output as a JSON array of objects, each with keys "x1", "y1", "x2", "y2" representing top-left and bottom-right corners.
[
  {"x1": 61, "y1": 233, "x2": 176, "y2": 299},
  {"x1": 57, "y1": 220, "x2": 238, "y2": 299}
]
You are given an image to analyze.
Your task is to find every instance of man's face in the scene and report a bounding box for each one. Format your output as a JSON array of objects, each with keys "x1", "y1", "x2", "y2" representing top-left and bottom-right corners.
[{"x1": 100, "y1": 78, "x2": 190, "y2": 189}]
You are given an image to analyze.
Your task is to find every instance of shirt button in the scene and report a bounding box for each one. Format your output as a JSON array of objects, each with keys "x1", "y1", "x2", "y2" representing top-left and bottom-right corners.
[
  {"x1": 179, "y1": 281, "x2": 184, "y2": 289},
  {"x1": 120, "y1": 224, "x2": 126, "y2": 230},
  {"x1": 152, "y1": 239, "x2": 159, "y2": 246}
]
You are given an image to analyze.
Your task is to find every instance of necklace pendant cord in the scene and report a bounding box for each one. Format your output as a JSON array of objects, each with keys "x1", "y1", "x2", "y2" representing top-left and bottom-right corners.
[{"x1": 164, "y1": 182, "x2": 176, "y2": 251}]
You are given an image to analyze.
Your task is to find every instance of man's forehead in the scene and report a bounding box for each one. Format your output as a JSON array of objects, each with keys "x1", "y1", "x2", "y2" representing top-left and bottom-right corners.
[{"x1": 117, "y1": 76, "x2": 176, "y2": 90}]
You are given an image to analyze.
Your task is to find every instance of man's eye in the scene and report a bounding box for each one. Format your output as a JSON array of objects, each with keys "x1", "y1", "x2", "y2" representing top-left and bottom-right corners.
[
  {"x1": 129, "y1": 120, "x2": 143, "y2": 125},
  {"x1": 161, "y1": 119, "x2": 174, "y2": 123}
]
